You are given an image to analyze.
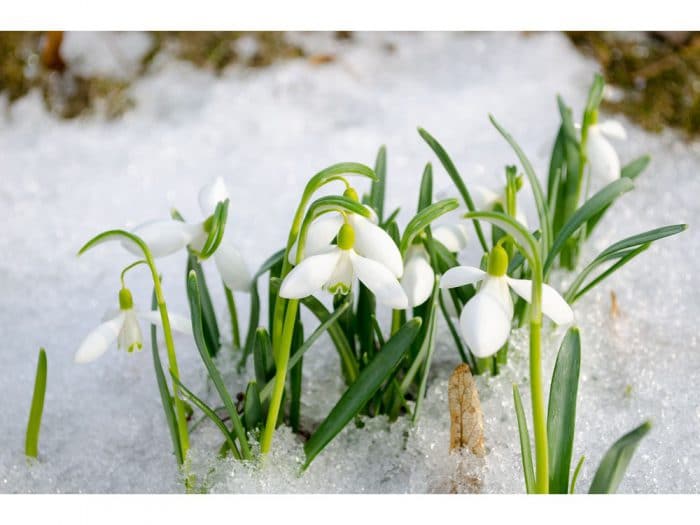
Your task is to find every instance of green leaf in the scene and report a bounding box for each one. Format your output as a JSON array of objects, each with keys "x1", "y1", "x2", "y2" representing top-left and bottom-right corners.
[
  {"x1": 570, "y1": 456, "x2": 585, "y2": 494},
  {"x1": 400, "y1": 198, "x2": 459, "y2": 254},
  {"x1": 463, "y1": 211, "x2": 540, "y2": 270},
  {"x1": 149, "y1": 287, "x2": 183, "y2": 465},
  {"x1": 302, "y1": 162, "x2": 377, "y2": 205},
  {"x1": 513, "y1": 384, "x2": 536, "y2": 494},
  {"x1": 489, "y1": 114, "x2": 552, "y2": 255},
  {"x1": 583, "y1": 73, "x2": 605, "y2": 123},
  {"x1": 589, "y1": 421, "x2": 651, "y2": 494},
  {"x1": 621, "y1": 155, "x2": 650, "y2": 180},
  {"x1": 289, "y1": 319, "x2": 304, "y2": 432},
  {"x1": 544, "y1": 178, "x2": 635, "y2": 274},
  {"x1": 303, "y1": 318, "x2": 422, "y2": 468},
  {"x1": 187, "y1": 271, "x2": 252, "y2": 459},
  {"x1": 186, "y1": 253, "x2": 220, "y2": 357},
  {"x1": 565, "y1": 224, "x2": 686, "y2": 302},
  {"x1": 370, "y1": 146, "x2": 387, "y2": 222},
  {"x1": 243, "y1": 381, "x2": 264, "y2": 432},
  {"x1": 170, "y1": 374, "x2": 242, "y2": 460},
  {"x1": 418, "y1": 127, "x2": 489, "y2": 252},
  {"x1": 25, "y1": 348, "x2": 47, "y2": 459},
  {"x1": 417, "y1": 163, "x2": 433, "y2": 211},
  {"x1": 254, "y1": 328, "x2": 274, "y2": 388},
  {"x1": 411, "y1": 283, "x2": 440, "y2": 422},
  {"x1": 547, "y1": 327, "x2": 581, "y2": 494},
  {"x1": 197, "y1": 199, "x2": 229, "y2": 259}
]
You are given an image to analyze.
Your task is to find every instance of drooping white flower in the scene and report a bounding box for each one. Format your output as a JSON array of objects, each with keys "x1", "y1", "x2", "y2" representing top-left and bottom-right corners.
[
  {"x1": 401, "y1": 244, "x2": 435, "y2": 309},
  {"x1": 124, "y1": 177, "x2": 252, "y2": 292},
  {"x1": 440, "y1": 245, "x2": 574, "y2": 358},
  {"x1": 75, "y1": 287, "x2": 192, "y2": 364},
  {"x1": 586, "y1": 120, "x2": 627, "y2": 188},
  {"x1": 279, "y1": 218, "x2": 408, "y2": 309},
  {"x1": 432, "y1": 222, "x2": 470, "y2": 253}
]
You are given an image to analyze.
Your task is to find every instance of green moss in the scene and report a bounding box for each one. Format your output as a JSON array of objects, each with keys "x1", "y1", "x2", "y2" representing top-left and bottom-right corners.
[{"x1": 567, "y1": 31, "x2": 700, "y2": 138}]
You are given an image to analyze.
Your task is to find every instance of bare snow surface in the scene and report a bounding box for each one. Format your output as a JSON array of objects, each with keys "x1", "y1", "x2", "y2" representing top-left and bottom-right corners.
[{"x1": 1, "y1": 32, "x2": 698, "y2": 493}]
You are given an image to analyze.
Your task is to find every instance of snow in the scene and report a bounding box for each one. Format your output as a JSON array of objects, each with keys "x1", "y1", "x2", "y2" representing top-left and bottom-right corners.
[{"x1": 1, "y1": 31, "x2": 698, "y2": 493}]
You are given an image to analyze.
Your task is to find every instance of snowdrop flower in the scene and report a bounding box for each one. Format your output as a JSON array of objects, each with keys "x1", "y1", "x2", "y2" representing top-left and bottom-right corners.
[
  {"x1": 586, "y1": 120, "x2": 627, "y2": 187},
  {"x1": 401, "y1": 243, "x2": 435, "y2": 309},
  {"x1": 124, "y1": 177, "x2": 252, "y2": 292},
  {"x1": 280, "y1": 216, "x2": 408, "y2": 309},
  {"x1": 75, "y1": 287, "x2": 192, "y2": 363},
  {"x1": 440, "y1": 245, "x2": 574, "y2": 358},
  {"x1": 432, "y1": 222, "x2": 470, "y2": 253}
]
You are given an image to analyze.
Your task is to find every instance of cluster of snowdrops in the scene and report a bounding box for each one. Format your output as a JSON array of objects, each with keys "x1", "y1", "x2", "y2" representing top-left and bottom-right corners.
[{"x1": 68, "y1": 76, "x2": 686, "y2": 493}]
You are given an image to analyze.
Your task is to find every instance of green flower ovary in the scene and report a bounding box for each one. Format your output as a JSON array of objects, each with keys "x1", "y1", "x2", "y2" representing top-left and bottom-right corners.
[
  {"x1": 487, "y1": 245, "x2": 508, "y2": 277},
  {"x1": 337, "y1": 223, "x2": 355, "y2": 250},
  {"x1": 119, "y1": 287, "x2": 134, "y2": 310}
]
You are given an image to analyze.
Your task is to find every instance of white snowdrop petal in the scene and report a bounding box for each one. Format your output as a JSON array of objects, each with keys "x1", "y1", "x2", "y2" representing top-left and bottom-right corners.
[
  {"x1": 401, "y1": 246, "x2": 435, "y2": 308},
  {"x1": 350, "y1": 253, "x2": 408, "y2": 310},
  {"x1": 472, "y1": 185, "x2": 502, "y2": 210},
  {"x1": 459, "y1": 291, "x2": 512, "y2": 359},
  {"x1": 123, "y1": 220, "x2": 196, "y2": 258},
  {"x1": 214, "y1": 234, "x2": 253, "y2": 292},
  {"x1": 432, "y1": 223, "x2": 470, "y2": 252},
  {"x1": 515, "y1": 208, "x2": 529, "y2": 229},
  {"x1": 119, "y1": 310, "x2": 143, "y2": 352},
  {"x1": 279, "y1": 249, "x2": 341, "y2": 299},
  {"x1": 597, "y1": 120, "x2": 627, "y2": 140},
  {"x1": 325, "y1": 250, "x2": 354, "y2": 294},
  {"x1": 587, "y1": 126, "x2": 621, "y2": 185},
  {"x1": 506, "y1": 277, "x2": 574, "y2": 325},
  {"x1": 199, "y1": 176, "x2": 230, "y2": 216},
  {"x1": 75, "y1": 313, "x2": 125, "y2": 363},
  {"x1": 138, "y1": 310, "x2": 193, "y2": 336},
  {"x1": 440, "y1": 266, "x2": 486, "y2": 289},
  {"x1": 288, "y1": 213, "x2": 343, "y2": 264},
  {"x1": 349, "y1": 214, "x2": 404, "y2": 278}
]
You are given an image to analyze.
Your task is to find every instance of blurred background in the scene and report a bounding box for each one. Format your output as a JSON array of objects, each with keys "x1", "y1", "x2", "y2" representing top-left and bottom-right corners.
[{"x1": 1, "y1": 31, "x2": 699, "y2": 137}]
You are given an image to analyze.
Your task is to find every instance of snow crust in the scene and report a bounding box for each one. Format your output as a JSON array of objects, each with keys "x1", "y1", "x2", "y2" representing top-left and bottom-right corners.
[{"x1": 1, "y1": 31, "x2": 698, "y2": 493}]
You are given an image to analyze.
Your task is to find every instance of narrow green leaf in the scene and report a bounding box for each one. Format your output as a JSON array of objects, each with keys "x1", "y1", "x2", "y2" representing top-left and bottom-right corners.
[
  {"x1": 411, "y1": 283, "x2": 440, "y2": 422},
  {"x1": 547, "y1": 327, "x2": 581, "y2": 493},
  {"x1": 170, "y1": 374, "x2": 242, "y2": 460},
  {"x1": 149, "y1": 287, "x2": 183, "y2": 465},
  {"x1": 25, "y1": 348, "x2": 47, "y2": 459},
  {"x1": 186, "y1": 253, "x2": 220, "y2": 357},
  {"x1": 544, "y1": 178, "x2": 635, "y2": 274},
  {"x1": 489, "y1": 114, "x2": 552, "y2": 255},
  {"x1": 254, "y1": 328, "x2": 273, "y2": 387},
  {"x1": 303, "y1": 319, "x2": 422, "y2": 468},
  {"x1": 417, "y1": 127, "x2": 489, "y2": 252},
  {"x1": 598, "y1": 224, "x2": 687, "y2": 260},
  {"x1": 289, "y1": 320, "x2": 304, "y2": 433},
  {"x1": 570, "y1": 456, "x2": 585, "y2": 494},
  {"x1": 418, "y1": 163, "x2": 433, "y2": 211},
  {"x1": 370, "y1": 146, "x2": 387, "y2": 222},
  {"x1": 243, "y1": 381, "x2": 264, "y2": 432},
  {"x1": 589, "y1": 421, "x2": 651, "y2": 494},
  {"x1": 513, "y1": 384, "x2": 536, "y2": 494},
  {"x1": 463, "y1": 211, "x2": 539, "y2": 270},
  {"x1": 197, "y1": 199, "x2": 229, "y2": 258},
  {"x1": 187, "y1": 271, "x2": 252, "y2": 459},
  {"x1": 621, "y1": 155, "x2": 650, "y2": 180},
  {"x1": 400, "y1": 198, "x2": 459, "y2": 254}
]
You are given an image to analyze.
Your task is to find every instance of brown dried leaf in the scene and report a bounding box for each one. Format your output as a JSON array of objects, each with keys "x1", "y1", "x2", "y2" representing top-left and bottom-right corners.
[{"x1": 448, "y1": 363, "x2": 485, "y2": 457}]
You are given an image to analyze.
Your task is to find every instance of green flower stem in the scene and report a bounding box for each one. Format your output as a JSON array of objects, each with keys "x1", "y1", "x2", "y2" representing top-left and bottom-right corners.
[
  {"x1": 142, "y1": 249, "x2": 191, "y2": 458},
  {"x1": 78, "y1": 230, "x2": 190, "y2": 461},
  {"x1": 261, "y1": 298, "x2": 299, "y2": 453},
  {"x1": 224, "y1": 284, "x2": 241, "y2": 348}
]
